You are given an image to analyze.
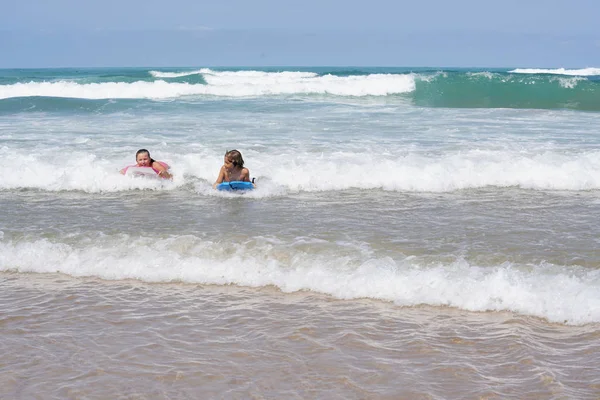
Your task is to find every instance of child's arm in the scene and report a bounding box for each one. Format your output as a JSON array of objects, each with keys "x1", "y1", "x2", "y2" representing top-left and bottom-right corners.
[
  {"x1": 212, "y1": 166, "x2": 226, "y2": 188},
  {"x1": 241, "y1": 168, "x2": 256, "y2": 187},
  {"x1": 157, "y1": 169, "x2": 172, "y2": 179},
  {"x1": 241, "y1": 168, "x2": 251, "y2": 182},
  {"x1": 152, "y1": 161, "x2": 172, "y2": 179}
]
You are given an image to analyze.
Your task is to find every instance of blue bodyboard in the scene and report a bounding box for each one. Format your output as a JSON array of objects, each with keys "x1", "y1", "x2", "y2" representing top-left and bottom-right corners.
[{"x1": 216, "y1": 181, "x2": 254, "y2": 191}]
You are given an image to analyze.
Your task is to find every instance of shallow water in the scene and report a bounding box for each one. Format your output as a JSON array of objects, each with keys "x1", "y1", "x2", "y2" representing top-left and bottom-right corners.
[{"x1": 2, "y1": 273, "x2": 599, "y2": 399}]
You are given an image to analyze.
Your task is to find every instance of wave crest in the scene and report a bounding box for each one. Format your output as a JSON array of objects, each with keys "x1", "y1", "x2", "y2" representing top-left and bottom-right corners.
[
  {"x1": 0, "y1": 70, "x2": 416, "y2": 100},
  {"x1": 509, "y1": 67, "x2": 600, "y2": 76},
  {"x1": 1, "y1": 150, "x2": 599, "y2": 193},
  {"x1": 1, "y1": 236, "x2": 598, "y2": 325}
]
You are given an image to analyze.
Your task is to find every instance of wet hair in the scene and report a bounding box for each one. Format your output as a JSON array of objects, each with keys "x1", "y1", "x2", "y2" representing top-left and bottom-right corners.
[
  {"x1": 225, "y1": 149, "x2": 244, "y2": 168},
  {"x1": 136, "y1": 149, "x2": 155, "y2": 164}
]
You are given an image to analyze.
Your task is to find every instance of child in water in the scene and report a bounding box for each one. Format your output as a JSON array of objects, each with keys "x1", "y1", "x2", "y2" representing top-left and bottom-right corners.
[
  {"x1": 213, "y1": 149, "x2": 254, "y2": 188},
  {"x1": 120, "y1": 149, "x2": 172, "y2": 179}
]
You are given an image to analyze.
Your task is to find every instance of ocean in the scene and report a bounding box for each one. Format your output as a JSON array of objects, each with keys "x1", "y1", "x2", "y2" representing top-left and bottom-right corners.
[{"x1": 1, "y1": 66, "x2": 599, "y2": 399}]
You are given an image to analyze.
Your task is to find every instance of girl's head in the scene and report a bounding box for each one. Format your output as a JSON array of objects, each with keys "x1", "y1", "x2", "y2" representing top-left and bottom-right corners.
[
  {"x1": 225, "y1": 149, "x2": 244, "y2": 168},
  {"x1": 135, "y1": 149, "x2": 155, "y2": 167}
]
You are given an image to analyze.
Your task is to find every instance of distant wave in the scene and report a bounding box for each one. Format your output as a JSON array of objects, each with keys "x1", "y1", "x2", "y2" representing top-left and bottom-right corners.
[
  {"x1": 509, "y1": 67, "x2": 600, "y2": 76},
  {"x1": 149, "y1": 69, "x2": 210, "y2": 78},
  {"x1": 413, "y1": 71, "x2": 600, "y2": 111},
  {"x1": 0, "y1": 71, "x2": 415, "y2": 99},
  {"x1": 2, "y1": 68, "x2": 600, "y2": 111}
]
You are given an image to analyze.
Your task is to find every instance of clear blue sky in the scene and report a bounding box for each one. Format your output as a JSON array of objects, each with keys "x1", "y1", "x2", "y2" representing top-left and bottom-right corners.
[{"x1": 1, "y1": 0, "x2": 599, "y2": 67}]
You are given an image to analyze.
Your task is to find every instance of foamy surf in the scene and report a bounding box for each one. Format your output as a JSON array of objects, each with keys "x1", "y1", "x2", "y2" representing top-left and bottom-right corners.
[
  {"x1": 1, "y1": 149, "x2": 599, "y2": 193},
  {"x1": 1, "y1": 236, "x2": 598, "y2": 325}
]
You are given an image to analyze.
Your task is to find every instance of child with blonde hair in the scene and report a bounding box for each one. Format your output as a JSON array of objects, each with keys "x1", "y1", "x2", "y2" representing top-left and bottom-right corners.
[{"x1": 213, "y1": 149, "x2": 254, "y2": 188}]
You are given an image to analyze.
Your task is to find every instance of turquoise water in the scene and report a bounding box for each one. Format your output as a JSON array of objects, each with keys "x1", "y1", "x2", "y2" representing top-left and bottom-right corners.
[{"x1": 1, "y1": 66, "x2": 599, "y2": 112}]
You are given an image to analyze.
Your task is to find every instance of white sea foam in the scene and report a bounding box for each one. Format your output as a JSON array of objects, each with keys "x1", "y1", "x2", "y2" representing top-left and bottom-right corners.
[
  {"x1": 467, "y1": 71, "x2": 495, "y2": 79},
  {"x1": 510, "y1": 67, "x2": 600, "y2": 76},
  {"x1": 1, "y1": 148, "x2": 599, "y2": 193},
  {"x1": 149, "y1": 69, "x2": 211, "y2": 78},
  {"x1": 1, "y1": 236, "x2": 598, "y2": 325},
  {"x1": 0, "y1": 151, "x2": 184, "y2": 192},
  {"x1": 0, "y1": 71, "x2": 416, "y2": 99},
  {"x1": 557, "y1": 76, "x2": 586, "y2": 89},
  {"x1": 201, "y1": 70, "x2": 320, "y2": 79}
]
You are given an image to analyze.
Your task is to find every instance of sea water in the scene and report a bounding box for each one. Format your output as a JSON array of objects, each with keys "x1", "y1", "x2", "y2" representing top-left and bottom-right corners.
[{"x1": 1, "y1": 67, "x2": 599, "y2": 398}]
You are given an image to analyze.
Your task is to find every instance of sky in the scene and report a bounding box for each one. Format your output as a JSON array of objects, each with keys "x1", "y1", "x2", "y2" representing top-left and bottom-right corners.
[{"x1": 1, "y1": 0, "x2": 599, "y2": 67}]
